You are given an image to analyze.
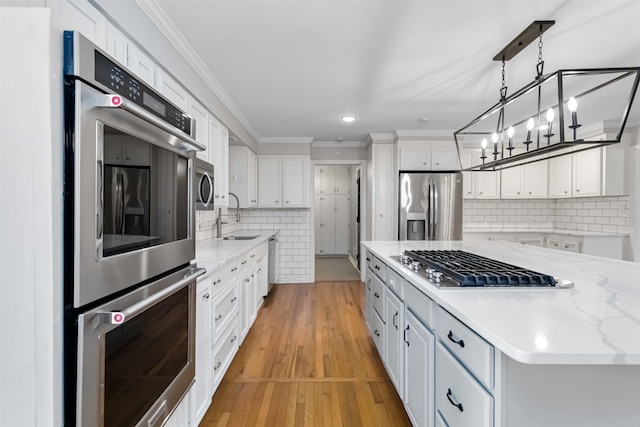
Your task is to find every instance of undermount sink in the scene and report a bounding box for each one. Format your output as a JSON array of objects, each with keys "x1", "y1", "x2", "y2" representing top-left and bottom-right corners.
[{"x1": 222, "y1": 235, "x2": 259, "y2": 240}]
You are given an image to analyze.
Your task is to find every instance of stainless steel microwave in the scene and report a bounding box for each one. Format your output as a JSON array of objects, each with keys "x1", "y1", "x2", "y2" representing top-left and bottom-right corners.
[{"x1": 195, "y1": 158, "x2": 215, "y2": 210}]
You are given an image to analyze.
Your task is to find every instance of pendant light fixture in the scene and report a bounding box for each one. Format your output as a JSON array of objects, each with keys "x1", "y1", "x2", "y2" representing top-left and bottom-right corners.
[{"x1": 454, "y1": 21, "x2": 640, "y2": 171}]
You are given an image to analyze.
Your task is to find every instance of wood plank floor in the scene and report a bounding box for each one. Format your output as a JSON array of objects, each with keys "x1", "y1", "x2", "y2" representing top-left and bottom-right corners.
[{"x1": 200, "y1": 281, "x2": 411, "y2": 427}]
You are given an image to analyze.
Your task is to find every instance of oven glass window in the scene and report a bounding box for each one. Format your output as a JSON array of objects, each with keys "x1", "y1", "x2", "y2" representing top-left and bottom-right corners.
[
  {"x1": 103, "y1": 286, "x2": 189, "y2": 426},
  {"x1": 102, "y1": 125, "x2": 188, "y2": 257}
]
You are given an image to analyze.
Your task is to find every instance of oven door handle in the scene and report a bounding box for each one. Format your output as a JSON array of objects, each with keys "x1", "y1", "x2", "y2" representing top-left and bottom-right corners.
[
  {"x1": 98, "y1": 267, "x2": 206, "y2": 325},
  {"x1": 94, "y1": 94, "x2": 206, "y2": 153}
]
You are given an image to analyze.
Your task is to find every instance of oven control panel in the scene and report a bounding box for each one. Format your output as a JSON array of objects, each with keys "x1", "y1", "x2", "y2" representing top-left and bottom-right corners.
[{"x1": 94, "y1": 51, "x2": 192, "y2": 136}]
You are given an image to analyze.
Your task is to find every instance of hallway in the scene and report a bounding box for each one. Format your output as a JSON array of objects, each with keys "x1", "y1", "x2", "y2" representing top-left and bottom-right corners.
[{"x1": 199, "y1": 282, "x2": 410, "y2": 426}]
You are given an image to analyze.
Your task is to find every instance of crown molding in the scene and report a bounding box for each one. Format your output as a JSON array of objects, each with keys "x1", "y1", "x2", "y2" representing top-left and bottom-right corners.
[
  {"x1": 311, "y1": 140, "x2": 367, "y2": 148},
  {"x1": 365, "y1": 133, "x2": 395, "y2": 145},
  {"x1": 258, "y1": 137, "x2": 314, "y2": 144},
  {"x1": 134, "y1": 0, "x2": 260, "y2": 142},
  {"x1": 394, "y1": 129, "x2": 455, "y2": 140}
]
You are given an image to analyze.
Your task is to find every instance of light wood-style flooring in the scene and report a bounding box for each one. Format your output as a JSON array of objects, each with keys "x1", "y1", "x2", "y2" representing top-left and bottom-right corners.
[{"x1": 200, "y1": 281, "x2": 411, "y2": 426}]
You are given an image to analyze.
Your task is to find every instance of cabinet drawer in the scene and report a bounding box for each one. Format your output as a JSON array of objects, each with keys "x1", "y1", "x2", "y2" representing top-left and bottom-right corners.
[
  {"x1": 436, "y1": 342, "x2": 493, "y2": 427},
  {"x1": 212, "y1": 316, "x2": 239, "y2": 385},
  {"x1": 211, "y1": 259, "x2": 239, "y2": 291},
  {"x1": 371, "y1": 309, "x2": 385, "y2": 358},
  {"x1": 212, "y1": 281, "x2": 238, "y2": 341},
  {"x1": 436, "y1": 306, "x2": 494, "y2": 390},
  {"x1": 238, "y1": 252, "x2": 251, "y2": 272},
  {"x1": 385, "y1": 267, "x2": 404, "y2": 299},
  {"x1": 252, "y1": 242, "x2": 268, "y2": 260},
  {"x1": 371, "y1": 273, "x2": 385, "y2": 321},
  {"x1": 371, "y1": 255, "x2": 386, "y2": 280},
  {"x1": 365, "y1": 251, "x2": 374, "y2": 271},
  {"x1": 404, "y1": 282, "x2": 435, "y2": 330}
]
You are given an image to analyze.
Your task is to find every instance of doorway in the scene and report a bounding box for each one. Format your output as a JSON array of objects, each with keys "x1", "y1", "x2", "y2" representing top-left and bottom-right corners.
[{"x1": 313, "y1": 164, "x2": 361, "y2": 281}]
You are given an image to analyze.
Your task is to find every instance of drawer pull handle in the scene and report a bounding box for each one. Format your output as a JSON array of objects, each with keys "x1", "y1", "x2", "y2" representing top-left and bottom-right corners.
[
  {"x1": 215, "y1": 314, "x2": 222, "y2": 321},
  {"x1": 230, "y1": 335, "x2": 237, "y2": 343},
  {"x1": 374, "y1": 265, "x2": 380, "y2": 270},
  {"x1": 214, "y1": 360, "x2": 221, "y2": 370},
  {"x1": 230, "y1": 296, "x2": 237, "y2": 303},
  {"x1": 367, "y1": 279, "x2": 371, "y2": 290},
  {"x1": 374, "y1": 329, "x2": 380, "y2": 337},
  {"x1": 203, "y1": 293, "x2": 210, "y2": 299},
  {"x1": 392, "y1": 311, "x2": 398, "y2": 329},
  {"x1": 404, "y1": 325, "x2": 410, "y2": 346},
  {"x1": 447, "y1": 330, "x2": 465, "y2": 348},
  {"x1": 374, "y1": 292, "x2": 380, "y2": 299},
  {"x1": 446, "y1": 388, "x2": 464, "y2": 412},
  {"x1": 366, "y1": 257, "x2": 371, "y2": 262}
]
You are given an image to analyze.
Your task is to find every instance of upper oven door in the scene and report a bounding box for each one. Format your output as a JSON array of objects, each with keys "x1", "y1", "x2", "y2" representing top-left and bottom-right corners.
[{"x1": 68, "y1": 79, "x2": 198, "y2": 308}]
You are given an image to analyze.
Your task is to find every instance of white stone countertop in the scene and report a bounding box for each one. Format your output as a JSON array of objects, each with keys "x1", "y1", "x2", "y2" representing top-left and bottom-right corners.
[
  {"x1": 362, "y1": 240, "x2": 640, "y2": 365},
  {"x1": 195, "y1": 230, "x2": 278, "y2": 278},
  {"x1": 463, "y1": 227, "x2": 629, "y2": 237}
]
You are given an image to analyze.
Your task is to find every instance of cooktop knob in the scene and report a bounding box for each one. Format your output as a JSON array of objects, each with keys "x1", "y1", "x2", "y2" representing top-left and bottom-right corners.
[
  {"x1": 432, "y1": 271, "x2": 443, "y2": 282},
  {"x1": 411, "y1": 261, "x2": 421, "y2": 271},
  {"x1": 425, "y1": 267, "x2": 435, "y2": 278}
]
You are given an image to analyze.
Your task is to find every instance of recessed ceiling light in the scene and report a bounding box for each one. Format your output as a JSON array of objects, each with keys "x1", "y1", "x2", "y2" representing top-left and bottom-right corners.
[
  {"x1": 336, "y1": 138, "x2": 344, "y2": 142},
  {"x1": 418, "y1": 117, "x2": 429, "y2": 122},
  {"x1": 341, "y1": 115, "x2": 356, "y2": 123}
]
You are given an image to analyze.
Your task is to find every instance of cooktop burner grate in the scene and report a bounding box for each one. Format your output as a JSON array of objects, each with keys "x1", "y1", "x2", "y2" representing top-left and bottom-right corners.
[{"x1": 404, "y1": 250, "x2": 557, "y2": 287}]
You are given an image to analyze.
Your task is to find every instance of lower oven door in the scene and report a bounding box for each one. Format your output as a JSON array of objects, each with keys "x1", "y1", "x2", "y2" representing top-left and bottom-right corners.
[{"x1": 75, "y1": 265, "x2": 204, "y2": 427}]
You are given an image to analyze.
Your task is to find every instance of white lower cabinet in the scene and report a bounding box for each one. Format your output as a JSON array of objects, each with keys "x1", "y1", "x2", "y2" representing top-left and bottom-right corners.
[
  {"x1": 364, "y1": 270, "x2": 373, "y2": 329},
  {"x1": 435, "y1": 411, "x2": 449, "y2": 427},
  {"x1": 212, "y1": 316, "x2": 239, "y2": 391},
  {"x1": 435, "y1": 341, "x2": 493, "y2": 427},
  {"x1": 384, "y1": 288, "x2": 404, "y2": 397},
  {"x1": 190, "y1": 277, "x2": 212, "y2": 426},
  {"x1": 403, "y1": 309, "x2": 435, "y2": 427}
]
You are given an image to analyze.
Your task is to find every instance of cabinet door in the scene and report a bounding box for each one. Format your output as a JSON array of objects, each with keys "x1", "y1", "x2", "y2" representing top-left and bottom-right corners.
[
  {"x1": 524, "y1": 160, "x2": 548, "y2": 198},
  {"x1": 192, "y1": 279, "x2": 212, "y2": 425},
  {"x1": 365, "y1": 271, "x2": 373, "y2": 329},
  {"x1": 548, "y1": 155, "x2": 572, "y2": 198},
  {"x1": 239, "y1": 272, "x2": 252, "y2": 342},
  {"x1": 500, "y1": 167, "x2": 523, "y2": 198},
  {"x1": 334, "y1": 194, "x2": 350, "y2": 254},
  {"x1": 51, "y1": 0, "x2": 106, "y2": 48},
  {"x1": 121, "y1": 139, "x2": 150, "y2": 166},
  {"x1": 282, "y1": 156, "x2": 309, "y2": 207},
  {"x1": 461, "y1": 151, "x2": 476, "y2": 199},
  {"x1": 373, "y1": 144, "x2": 394, "y2": 240},
  {"x1": 400, "y1": 147, "x2": 431, "y2": 171},
  {"x1": 258, "y1": 156, "x2": 282, "y2": 207},
  {"x1": 431, "y1": 148, "x2": 460, "y2": 171},
  {"x1": 319, "y1": 195, "x2": 336, "y2": 254},
  {"x1": 105, "y1": 22, "x2": 128, "y2": 66},
  {"x1": 475, "y1": 170, "x2": 500, "y2": 199},
  {"x1": 573, "y1": 149, "x2": 601, "y2": 197},
  {"x1": 128, "y1": 45, "x2": 155, "y2": 87},
  {"x1": 314, "y1": 195, "x2": 323, "y2": 254},
  {"x1": 404, "y1": 309, "x2": 435, "y2": 427},
  {"x1": 315, "y1": 166, "x2": 334, "y2": 195},
  {"x1": 247, "y1": 150, "x2": 257, "y2": 207},
  {"x1": 155, "y1": 69, "x2": 188, "y2": 111},
  {"x1": 217, "y1": 125, "x2": 230, "y2": 206},
  {"x1": 189, "y1": 98, "x2": 210, "y2": 161},
  {"x1": 334, "y1": 166, "x2": 351, "y2": 194},
  {"x1": 385, "y1": 289, "x2": 404, "y2": 399}
]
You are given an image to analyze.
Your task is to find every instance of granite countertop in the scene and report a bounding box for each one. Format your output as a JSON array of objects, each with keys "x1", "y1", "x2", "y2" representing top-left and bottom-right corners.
[
  {"x1": 195, "y1": 230, "x2": 278, "y2": 278},
  {"x1": 463, "y1": 228, "x2": 629, "y2": 237},
  {"x1": 362, "y1": 240, "x2": 640, "y2": 365}
]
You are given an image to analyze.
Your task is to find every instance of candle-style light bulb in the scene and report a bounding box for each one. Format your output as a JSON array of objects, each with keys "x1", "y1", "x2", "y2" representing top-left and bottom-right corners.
[
  {"x1": 546, "y1": 108, "x2": 555, "y2": 125},
  {"x1": 491, "y1": 132, "x2": 498, "y2": 157},
  {"x1": 567, "y1": 96, "x2": 581, "y2": 139},
  {"x1": 507, "y1": 126, "x2": 514, "y2": 151},
  {"x1": 481, "y1": 138, "x2": 487, "y2": 161},
  {"x1": 525, "y1": 117, "x2": 534, "y2": 142}
]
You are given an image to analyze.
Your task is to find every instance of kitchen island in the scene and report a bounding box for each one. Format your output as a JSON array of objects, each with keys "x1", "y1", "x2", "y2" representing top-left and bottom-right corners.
[{"x1": 361, "y1": 240, "x2": 640, "y2": 427}]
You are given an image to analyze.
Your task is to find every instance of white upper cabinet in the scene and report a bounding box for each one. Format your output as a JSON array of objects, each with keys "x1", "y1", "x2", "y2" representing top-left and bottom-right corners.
[
  {"x1": 461, "y1": 151, "x2": 476, "y2": 199},
  {"x1": 105, "y1": 22, "x2": 156, "y2": 87},
  {"x1": 228, "y1": 146, "x2": 257, "y2": 208},
  {"x1": 399, "y1": 141, "x2": 460, "y2": 171},
  {"x1": 188, "y1": 98, "x2": 210, "y2": 161},
  {"x1": 370, "y1": 144, "x2": 395, "y2": 240},
  {"x1": 463, "y1": 149, "x2": 500, "y2": 199},
  {"x1": 572, "y1": 148, "x2": 601, "y2": 197},
  {"x1": 257, "y1": 156, "x2": 282, "y2": 208},
  {"x1": 282, "y1": 156, "x2": 309, "y2": 207},
  {"x1": 314, "y1": 166, "x2": 350, "y2": 195},
  {"x1": 548, "y1": 155, "x2": 572, "y2": 198},
  {"x1": 156, "y1": 68, "x2": 189, "y2": 111},
  {"x1": 257, "y1": 155, "x2": 309, "y2": 208},
  {"x1": 209, "y1": 116, "x2": 229, "y2": 207},
  {"x1": 51, "y1": 0, "x2": 106, "y2": 48},
  {"x1": 500, "y1": 149, "x2": 548, "y2": 199}
]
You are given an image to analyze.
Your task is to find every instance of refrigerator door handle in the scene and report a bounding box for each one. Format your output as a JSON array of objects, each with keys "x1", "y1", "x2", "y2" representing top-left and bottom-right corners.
[
  {"x1": 428, "y1": 181, "x2": 434, "y2": 240},
  {"x1": 432, "y1": 181, "x2": 438, "y2": 240}
]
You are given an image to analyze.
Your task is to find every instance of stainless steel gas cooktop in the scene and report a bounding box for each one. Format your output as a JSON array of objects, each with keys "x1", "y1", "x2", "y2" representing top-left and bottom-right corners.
[{"x1": 391, "y1": 250, "x2": 574, "y2": 289}]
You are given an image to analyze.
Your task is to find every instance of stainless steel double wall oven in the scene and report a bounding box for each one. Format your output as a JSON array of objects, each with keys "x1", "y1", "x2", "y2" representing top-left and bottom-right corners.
[{"x1": 63, "y1": 32, "x2": 205, "y2": 427}]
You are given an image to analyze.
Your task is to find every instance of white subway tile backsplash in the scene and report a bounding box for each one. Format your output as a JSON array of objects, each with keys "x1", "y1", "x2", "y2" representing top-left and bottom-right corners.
[{"x1": 463, "y1": 195, "x2": 628, "y2": 234}]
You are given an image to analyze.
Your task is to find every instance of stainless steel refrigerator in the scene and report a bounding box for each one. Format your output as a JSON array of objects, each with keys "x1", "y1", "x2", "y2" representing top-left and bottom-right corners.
[{"x1": 399, "y1": 172, "x2": 463, "y2": 241}]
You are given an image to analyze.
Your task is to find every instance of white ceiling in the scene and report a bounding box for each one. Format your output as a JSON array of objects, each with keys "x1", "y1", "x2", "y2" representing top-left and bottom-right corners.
[{"x1": 150, "y1": 0, "x2": 640, "y2": 144}]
